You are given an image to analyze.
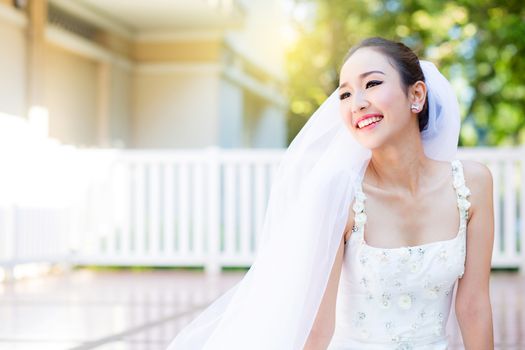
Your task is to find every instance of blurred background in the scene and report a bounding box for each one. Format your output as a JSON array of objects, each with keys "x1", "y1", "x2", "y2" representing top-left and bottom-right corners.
[{"x1": 0, "y1": 0, "x2": 523, "y2": 349}]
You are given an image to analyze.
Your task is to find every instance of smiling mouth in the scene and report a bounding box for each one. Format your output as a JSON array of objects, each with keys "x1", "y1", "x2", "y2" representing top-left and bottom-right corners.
[{"x1": 357, "y1": 115, "x2": 383, "y2": 129}]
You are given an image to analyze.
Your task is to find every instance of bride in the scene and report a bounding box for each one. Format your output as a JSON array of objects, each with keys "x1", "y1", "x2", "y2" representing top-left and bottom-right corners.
[{"x1": 167, "y1": 37, "x2": 494, "y2": 350}]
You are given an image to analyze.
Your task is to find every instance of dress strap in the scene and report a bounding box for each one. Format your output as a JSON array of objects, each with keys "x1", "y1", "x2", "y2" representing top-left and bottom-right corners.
[
  {"x1": 351, "y1": 178, "x2": 367, "y2": 240},
  {"x1": 451, "y1": 159, "x2": 472, "y2": 229}
]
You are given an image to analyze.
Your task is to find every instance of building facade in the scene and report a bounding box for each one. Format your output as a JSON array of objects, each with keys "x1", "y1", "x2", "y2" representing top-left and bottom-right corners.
[{"x1": 0, "y1": 0, "x2": 288, "y2": 149}]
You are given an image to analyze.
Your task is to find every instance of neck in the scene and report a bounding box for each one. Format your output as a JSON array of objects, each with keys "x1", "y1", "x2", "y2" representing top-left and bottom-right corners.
[{"x1": 365, "y1": 131, "x2": 431, "y2": 197}]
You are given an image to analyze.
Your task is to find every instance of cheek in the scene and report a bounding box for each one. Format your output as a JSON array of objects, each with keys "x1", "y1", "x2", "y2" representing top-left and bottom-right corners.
[
  {"x1": 339, "y1": 102, "x2": 353, "y2": 128},
  {"x1": 375, "y1": 89, "x2": 410, "y2": 122},
  {"x1": 374, "y1": 88, "x2": 401, "y2": 109}
]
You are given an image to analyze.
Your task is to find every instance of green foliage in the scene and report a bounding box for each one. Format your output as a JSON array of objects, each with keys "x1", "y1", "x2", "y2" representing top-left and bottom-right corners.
[{"x1": 285, "y1": 0, "x2": 525, "y2": 146}]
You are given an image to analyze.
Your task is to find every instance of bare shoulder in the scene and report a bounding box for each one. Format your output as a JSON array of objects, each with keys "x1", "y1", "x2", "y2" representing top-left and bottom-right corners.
[
  {"x1": 460, "y1": 159, "x2": 493, "y2": 189},
  {"x1": 459, "y1": 159, "x2": 494, "y2": 219}
]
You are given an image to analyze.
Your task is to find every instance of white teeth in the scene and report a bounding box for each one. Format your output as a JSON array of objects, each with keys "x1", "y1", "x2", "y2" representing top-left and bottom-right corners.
[{"x1": 358, "y1": 116, "x2": 383, "y2": 129}]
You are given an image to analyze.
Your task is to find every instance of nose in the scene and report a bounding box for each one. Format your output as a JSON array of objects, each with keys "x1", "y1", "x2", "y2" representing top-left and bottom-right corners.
[{"x1": 351, "y1": 91, "x2": 369, "y2": 114}]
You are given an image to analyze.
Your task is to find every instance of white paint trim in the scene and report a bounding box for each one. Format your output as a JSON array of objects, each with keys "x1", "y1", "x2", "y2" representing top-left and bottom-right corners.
[
  {"x1": 135, "y1": 30, "x2": 224, "y2": 43},
  {"x1": 222, "y1": 66, "x2": 287, "y2": 108},
  {"x1": 45, "y1": 25, "x2": 133, "y2": 71},
  {"x1": 134, "y1": 62, "x2": 222, "y2": 75},
  {"x1": 0, "y1": 3, "x2": 27, "y2": 28},
  {"x1": 49, "y1": 0, "x2": 133, "y2": 39}
]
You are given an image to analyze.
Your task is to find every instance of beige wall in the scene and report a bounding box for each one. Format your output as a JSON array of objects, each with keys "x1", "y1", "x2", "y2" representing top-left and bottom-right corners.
[
  {"x1": 242, "y1": 90, "x2": 285, "y2": 148},
  {"x1": 252, "y1": 104, "x2": 286, "y2": 148},
  {"x1": 0, "y1": 0, "x2": 287, "y2": 149},
  {"x1": 108, "y1": 64, "x2": 132, "y2": 147},
  {"x1": 218, "y1": 77, "x2": 243, "y2": 148},
  {"x1": 42, "y1": 44, "x2": 132, "y2": 148},
  {"x1": 132, "y1": 69, "x2": 219, "y2": 148},
  {"x1": 0, "y1": 16, "x2": 26, "y2": 117},
  {"x1": 44, "y1": 44, "x2": 98, "y2": 146}
]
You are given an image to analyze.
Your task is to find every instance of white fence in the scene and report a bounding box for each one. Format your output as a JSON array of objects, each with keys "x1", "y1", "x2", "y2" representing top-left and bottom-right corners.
[
  {"x1": 460, "y1": 147, "x2": 525, "y2": 269},
  {"x1": 68, "y1": 148, "x2": 281, "y2": 273},
  {"x1": 0, "y1": 147, "x2": 524, "y2": 276}
]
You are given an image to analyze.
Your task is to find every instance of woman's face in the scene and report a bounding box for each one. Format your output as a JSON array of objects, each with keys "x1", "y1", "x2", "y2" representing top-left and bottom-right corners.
[{"x1": 339, "y1": 48, "x2": 416, "y2": 150}]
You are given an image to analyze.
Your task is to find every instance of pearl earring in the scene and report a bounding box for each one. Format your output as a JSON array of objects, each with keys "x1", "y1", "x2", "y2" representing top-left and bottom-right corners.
[{"x1": 411, "y1": 103, "x2": 419, "y2": 112}]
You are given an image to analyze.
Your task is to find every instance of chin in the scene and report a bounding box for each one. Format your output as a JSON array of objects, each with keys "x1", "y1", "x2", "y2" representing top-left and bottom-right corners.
[{"x1": 354, "y1": 135, "x2": 386, "y2": 150}]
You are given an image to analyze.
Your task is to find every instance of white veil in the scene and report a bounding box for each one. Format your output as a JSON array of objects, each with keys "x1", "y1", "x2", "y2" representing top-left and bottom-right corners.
[{"x1": 166, "y1": 60, "x2": 460, "y2": 349}]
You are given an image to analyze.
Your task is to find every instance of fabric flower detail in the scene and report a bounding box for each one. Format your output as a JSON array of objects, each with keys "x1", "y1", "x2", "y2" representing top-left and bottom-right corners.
[
  {"x1": 457, "y1": 185, "x2": 471, "y2": 197},
  {"x1": 398, "y1": 294, "x2": 412, "y2": 310},
  {"x1": 380, "y1": 293, "x2": 391, "y2": 309},
  {"x1": 394, "y1": 279, "x2": 402, "y2": 288},
  {"x1": 453, "y1": 176, "x2": 464, "y2": 189},
  {"x1": 399, "y1": 248, "x2": 411, "y2": 263},
  {"x1": 353, "y1": 311, "x2": 366, "y2": 328},
  {"x1": 353, "y1": 200, "x2": 365, "y2": 213},
  {"x1": 457, "y1": 198, "x2": 471, "y2": 211},
  {"x1": 355, "y1": 212, "x2": 367, "y2": 226},
  {"x1": 425, "y1": 286, "x2": 440, "y2": 299},
  {"x1": 355, "y1": 190, "x2": 366, "y2": 202}
]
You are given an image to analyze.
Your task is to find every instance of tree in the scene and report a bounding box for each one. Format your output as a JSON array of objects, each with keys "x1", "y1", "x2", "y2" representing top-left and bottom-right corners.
[{"x1": 285, "y1": 0, "x2": 525, "y2": 146}]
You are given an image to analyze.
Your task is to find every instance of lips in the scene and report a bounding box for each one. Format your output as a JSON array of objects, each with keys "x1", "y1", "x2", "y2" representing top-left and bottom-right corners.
[{"x1": 355, "y1": 114, "x2": 384, "y2": 129}]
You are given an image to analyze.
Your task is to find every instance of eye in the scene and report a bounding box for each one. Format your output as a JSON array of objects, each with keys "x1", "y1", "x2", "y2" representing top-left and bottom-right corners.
[
  {"x1": 339, "y1": 92, "x2": 351, "y2": 100},
  {"x1": 366, "y1": 80, "x2": 383, "y2": 88}
]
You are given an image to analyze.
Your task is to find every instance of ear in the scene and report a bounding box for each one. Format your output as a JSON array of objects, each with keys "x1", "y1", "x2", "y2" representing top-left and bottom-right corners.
[{"x1": 409, "y1": 81, "x2": 427, "y2": 112}]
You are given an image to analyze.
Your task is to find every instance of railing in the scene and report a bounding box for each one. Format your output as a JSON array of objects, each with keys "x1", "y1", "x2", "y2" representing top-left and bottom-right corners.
[
  {"x1": 67, "y1": 148, "x2": 281, "y2": 274},
  {"x1": 460, "y1": 147, "x2": 524, "y2": 269},
  {"x1": 0, "y1": 146, "x2": 524, "y2": 277}
]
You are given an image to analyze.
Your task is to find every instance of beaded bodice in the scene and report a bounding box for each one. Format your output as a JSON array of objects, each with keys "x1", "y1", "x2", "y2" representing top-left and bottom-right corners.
[{"x1": 328, "y1": 159, "x2": 471, "y2": 350}]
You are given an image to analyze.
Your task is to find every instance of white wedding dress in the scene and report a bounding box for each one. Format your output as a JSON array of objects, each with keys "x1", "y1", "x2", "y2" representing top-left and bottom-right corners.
[{"x1": 327, "y1": 159, "x2": 471, "y2": 350}]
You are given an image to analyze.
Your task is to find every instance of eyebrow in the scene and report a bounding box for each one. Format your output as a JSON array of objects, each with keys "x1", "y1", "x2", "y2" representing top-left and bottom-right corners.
[{"x1": 338, "y1": 70, "x2": 385, "y2": 89}]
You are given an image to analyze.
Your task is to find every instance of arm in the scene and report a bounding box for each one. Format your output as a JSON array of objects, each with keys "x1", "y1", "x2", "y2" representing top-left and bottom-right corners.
[
  {"x1": 455, "y1": 160, "x2": 494, "y2": 350},
  {"x1": 304, "y1": 232, "x2": 347, "y2": 349}
]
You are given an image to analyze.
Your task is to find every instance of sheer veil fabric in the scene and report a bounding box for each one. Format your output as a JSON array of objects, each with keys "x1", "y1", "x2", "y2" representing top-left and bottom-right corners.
[{"x1": 166, "y1": 60, "x2": 460, "y2": 350}]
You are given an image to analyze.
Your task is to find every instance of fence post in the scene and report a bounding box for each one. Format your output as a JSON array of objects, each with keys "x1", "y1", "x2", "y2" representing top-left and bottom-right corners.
[
  {"x1": 205, "y1": 147, "x2": 221, "y2": 275},
  {"x1": 3, "y1": 204, "x2": 15, "y2": 282},
  {"x1": 58, "y1": 205, "x2": 74, "y2": 275}
]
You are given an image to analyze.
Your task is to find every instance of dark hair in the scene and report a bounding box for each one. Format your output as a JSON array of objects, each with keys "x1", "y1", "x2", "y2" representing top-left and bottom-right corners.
[{"x1": 343, "y1": 37, "x2": 429, "y2": 132}]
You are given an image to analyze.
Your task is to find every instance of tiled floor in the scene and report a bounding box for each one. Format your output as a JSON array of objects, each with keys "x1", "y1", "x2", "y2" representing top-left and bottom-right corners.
[
  {"x1": 0, "y1": 269, "x2": 523, "y2": 349},
  {"x1": 0, "y1": 269, "x2": 241, "y2": 350}
]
